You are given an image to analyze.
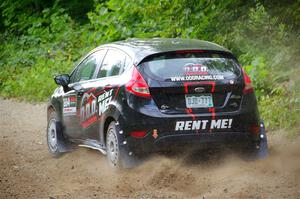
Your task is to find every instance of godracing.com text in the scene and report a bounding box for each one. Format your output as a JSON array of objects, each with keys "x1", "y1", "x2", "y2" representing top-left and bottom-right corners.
[{"x1": 170, "y1": 75, "x2": 224, "y2": 82}]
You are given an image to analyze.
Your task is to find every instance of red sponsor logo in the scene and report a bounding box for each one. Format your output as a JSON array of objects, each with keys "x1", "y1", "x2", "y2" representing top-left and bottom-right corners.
[{"x1": 184, "y1": 63, "x2": 208, "y2": 75}]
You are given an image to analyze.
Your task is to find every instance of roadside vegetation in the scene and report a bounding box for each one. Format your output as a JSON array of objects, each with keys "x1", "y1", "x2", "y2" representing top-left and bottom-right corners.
[{"x1": 0, "y1": 0, "x2": 299, "y2": 132}]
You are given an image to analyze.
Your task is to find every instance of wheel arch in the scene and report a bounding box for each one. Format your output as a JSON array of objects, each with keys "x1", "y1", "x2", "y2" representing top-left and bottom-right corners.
[
  {"x1": 47, "y1": 98, "x2": 63, "y2": 122},
  {"x1": 103, "y1": 116, "x2": 115, "y2": 142},
  {"x1": 100, "y1": 103, "x2": 123, "y2": 145},
  {"x1": 47, "y1": 104, "x2": 56, "y2": 120}
]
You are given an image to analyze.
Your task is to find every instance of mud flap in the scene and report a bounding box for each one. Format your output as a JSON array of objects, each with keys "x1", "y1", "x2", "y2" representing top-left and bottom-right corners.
[
  {"x1": 55, "y1": 121, "x2": 74, "y2": 153},
  {"x1": 119, "y1": 147, "x2": 141, "y2": 168},
  {"x1": 115, "y1": 122, "x2": 141, "y2": 168},
  {"x1": 241, "y1": 120, "x2": 269, "y2": 160},
  {"x1": 255, "y1": 120, "x2": 269, "y2": 159}
]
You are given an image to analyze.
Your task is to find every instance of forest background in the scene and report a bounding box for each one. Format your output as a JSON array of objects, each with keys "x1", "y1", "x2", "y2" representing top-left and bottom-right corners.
[{"x1": 0, "y1": 0, "x2": 299, "y2": 135}]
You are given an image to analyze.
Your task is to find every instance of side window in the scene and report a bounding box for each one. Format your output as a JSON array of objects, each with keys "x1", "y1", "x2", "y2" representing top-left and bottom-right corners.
[
  {"x1": 123, "y1": 56, "x2": 133, "y2": 72},
  {"x1": 71, "y1": 50, "x2": 105, "y2": 83},
  {"x1": 74, "y1": 57, "x2": 97, "y2": 82},
  {"x1": 97, "y1": 49, "x2": 127, "y2": 78}
]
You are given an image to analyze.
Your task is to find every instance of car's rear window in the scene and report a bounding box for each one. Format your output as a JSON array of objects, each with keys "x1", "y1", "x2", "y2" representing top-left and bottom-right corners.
[{"x1": 138, "y1": 52, "x2": 241, "y2": 82}]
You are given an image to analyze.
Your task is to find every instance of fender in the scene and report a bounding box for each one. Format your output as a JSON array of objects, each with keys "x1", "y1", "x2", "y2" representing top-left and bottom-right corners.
[
  {"x1": 48, "y1": 87, "x2": 64, "y2": 122},
  {"x1": 48, "y1": 99, "x2": 62, "y2": 122},
  {"x1": 98, "y1": 100, "x2": 123, "y2": 145},
  {"x1": 47, "y1": 96, "x2": 73, "y2": 153}
]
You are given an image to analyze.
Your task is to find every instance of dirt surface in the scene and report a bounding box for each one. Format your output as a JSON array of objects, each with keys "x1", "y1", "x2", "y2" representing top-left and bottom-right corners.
[{"x1": 0, "y1": 99, "x2": 299, "y2": 199}]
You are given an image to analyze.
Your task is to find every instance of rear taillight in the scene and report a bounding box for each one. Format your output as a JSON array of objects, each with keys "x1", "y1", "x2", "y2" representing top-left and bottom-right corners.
[
  {"x1": 125, "y1": 67, "x2": 151, "y2": 98},
  {"x1": 250, "y1": 125, "x2": 260, "y2": 135},
  {"x1": 241, "y1": 68, "x2": 254, "y2": 94}
]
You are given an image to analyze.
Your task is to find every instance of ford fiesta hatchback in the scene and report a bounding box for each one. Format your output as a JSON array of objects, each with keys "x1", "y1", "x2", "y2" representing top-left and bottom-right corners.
[{"x1": 47, "y1": 38, "x2": 268, "y2": 168}]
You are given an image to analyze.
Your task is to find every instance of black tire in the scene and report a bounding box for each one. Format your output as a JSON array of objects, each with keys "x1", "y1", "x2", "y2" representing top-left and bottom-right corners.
[{"x1": 47, "y1": 111, "x2": 63, "y2": 157}]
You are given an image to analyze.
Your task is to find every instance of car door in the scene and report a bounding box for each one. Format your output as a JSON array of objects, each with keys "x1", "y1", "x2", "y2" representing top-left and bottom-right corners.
[
  {"x1": 88, "y1": 48, "x2": 132, "y2": 143},
  {"x1": 63, "y1": 50, "x2": 106, "y2": 139}
]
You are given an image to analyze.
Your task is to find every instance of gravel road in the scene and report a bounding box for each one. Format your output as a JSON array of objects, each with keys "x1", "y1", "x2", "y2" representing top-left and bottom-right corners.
[{"x1": 0, "y1": 99, "x2": 299, "y2": 199}]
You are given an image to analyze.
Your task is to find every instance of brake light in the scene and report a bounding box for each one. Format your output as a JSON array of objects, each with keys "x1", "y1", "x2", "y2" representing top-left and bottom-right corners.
[
  {"x1": 241, "y1": 68, "x2": 254, "y2": 94},
  {"x1": 126, "y1": 67, "x2": 151, "y2": 98},
  {"x1": 250, "y1": 125, "x2": 260, "y2": 135},
  {"x1": 130, "y1": 131, "x2": 147, "y2": 138}
]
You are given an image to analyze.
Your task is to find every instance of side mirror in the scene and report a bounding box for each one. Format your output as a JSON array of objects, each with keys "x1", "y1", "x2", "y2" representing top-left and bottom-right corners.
[{"x1": 54, "y1": 74, "x2": 70, "y2": 87}]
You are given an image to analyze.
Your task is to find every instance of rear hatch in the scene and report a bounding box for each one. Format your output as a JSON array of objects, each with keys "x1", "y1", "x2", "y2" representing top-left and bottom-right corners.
[{"x1": 137, "y1": 50, "x2": 244, "y2": 114}]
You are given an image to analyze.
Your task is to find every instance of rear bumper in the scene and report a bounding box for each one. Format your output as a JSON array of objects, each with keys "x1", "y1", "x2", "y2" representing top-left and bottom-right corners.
[
  {"x1": 124, "y1": 131, "x2": 259, "y2": 155},
  {"x1": 117, "y1": 94, "x2": 261, "y2": 155}
]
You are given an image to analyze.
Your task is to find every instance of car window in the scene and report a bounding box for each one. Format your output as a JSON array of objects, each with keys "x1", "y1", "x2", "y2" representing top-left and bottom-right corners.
[
  {"x1": 139, "y1": 52, "x2": 240, "y2": 82},
  {"x1": 97, "y1": 49, "x2": 127, "y2": 78},
  {"x1": 121, "y1": 55, "x2": 133, "y2": 73},
  {"x1": 71, "y1": 50, "x2": 105, "y2": 83}
]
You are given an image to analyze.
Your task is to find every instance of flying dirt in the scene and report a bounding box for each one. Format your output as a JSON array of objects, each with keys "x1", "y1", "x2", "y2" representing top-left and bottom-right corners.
[{"x1": 0, "y1": 99, "x2": 299, "y2": 198}]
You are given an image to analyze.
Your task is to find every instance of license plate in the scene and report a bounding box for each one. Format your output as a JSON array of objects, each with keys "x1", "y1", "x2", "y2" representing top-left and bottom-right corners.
[{"x1": 185, "y1": 94, "x2": 214, "y2": 108}]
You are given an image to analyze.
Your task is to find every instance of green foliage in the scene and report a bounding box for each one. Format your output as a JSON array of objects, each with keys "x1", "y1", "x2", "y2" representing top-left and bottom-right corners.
[
  {"x1": 259, "y1": 88, "x2": 300, "y2": 129},
  {"x1": 0, "y1": 3, "x2": 95, "y2": 101},
  {"x1": 214, "y1": 3, "x2": 300, "y2": 129},
  {"x1": 0, "y1": 0, "x2": 299, "y2": 131}
]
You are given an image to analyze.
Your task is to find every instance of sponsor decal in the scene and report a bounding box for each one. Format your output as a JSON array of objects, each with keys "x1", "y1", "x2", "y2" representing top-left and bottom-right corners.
[
  {"x1": 63, "y1": 96, "x2": 77, "y2": 115},
  {"x1": 80, "y1": 93, "x2": 97, "y2": 128},
  {"x1": 79, "y1": 88, "x2": 114, "y2": 128},
  {"x1": 170, "y1": 75, "x2": 224, "y2": 82},
  {"x1": 175, "y1": 119, "x2": 233, "y2": 131},
  {"x1": 98, "y1": 89, "x2": 113, "y2": 115},
  {"x1": 170, "y1": 63, "x2": 224, "y2": 82},
  {"x1": 63, "y1": 107, "x2": 76, "y2": 115},
  {"x1": 152, "y1": 129, "x2": 158, "y2": 139},
  {"x1": 184, "y1": 63, "x2": 208, "y2": 75}
]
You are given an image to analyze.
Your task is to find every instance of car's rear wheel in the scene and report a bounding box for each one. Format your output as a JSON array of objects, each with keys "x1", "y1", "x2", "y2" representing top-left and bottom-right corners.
[
  {"x1": 106, "y1": 121, "x2": 140, "y2": 168},
  {"x1": 106, "y1": 121, "x2": 121, "y2": 167},
  {"x1": 47, "y1": 111, "x2": 63, "y2": 157}
]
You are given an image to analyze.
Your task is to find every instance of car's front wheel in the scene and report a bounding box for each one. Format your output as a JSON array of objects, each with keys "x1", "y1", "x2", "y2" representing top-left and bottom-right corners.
[{"x1": 47, "y1": 111, "x2": 63, "y2": 157}]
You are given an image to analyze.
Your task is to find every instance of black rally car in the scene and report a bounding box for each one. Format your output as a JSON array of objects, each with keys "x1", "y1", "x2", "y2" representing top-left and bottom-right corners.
[{"x1": 47, "y1": 38, "x2": 268, "y2": 167}]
